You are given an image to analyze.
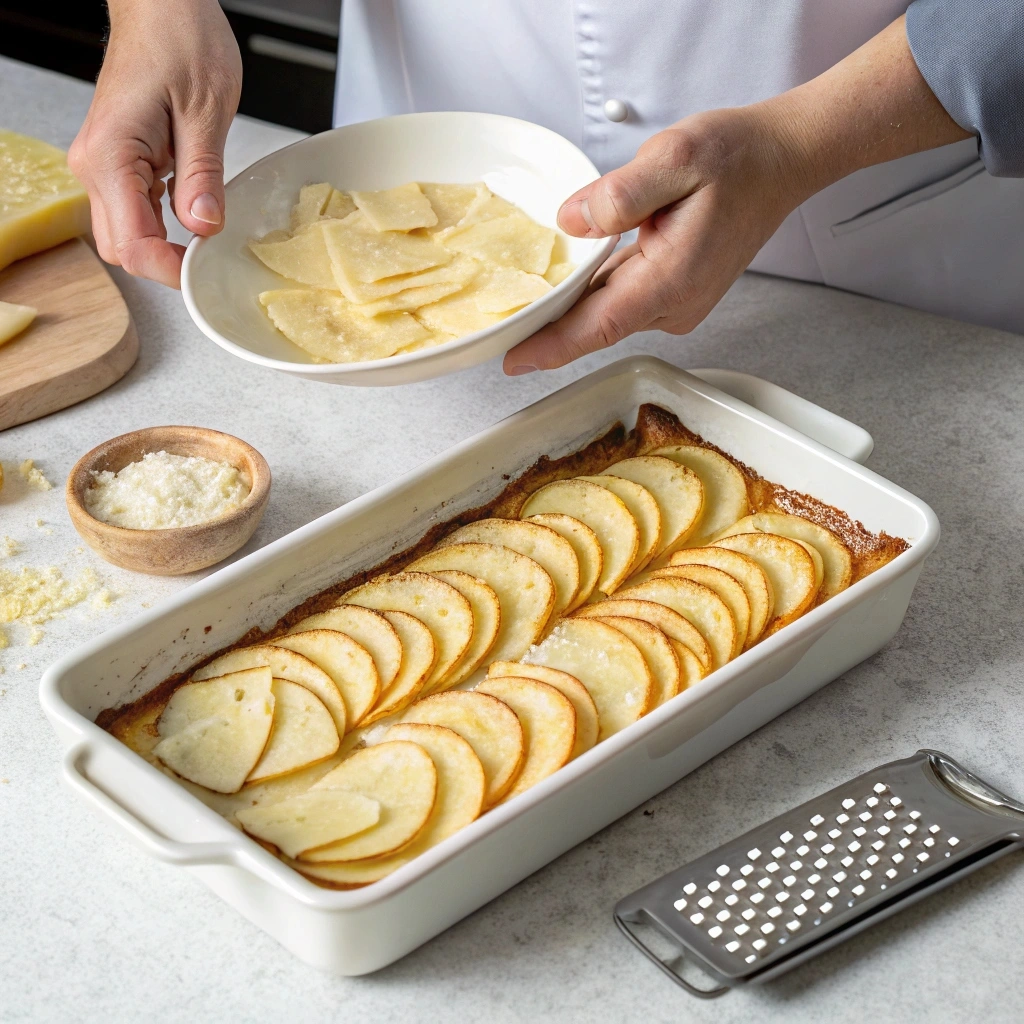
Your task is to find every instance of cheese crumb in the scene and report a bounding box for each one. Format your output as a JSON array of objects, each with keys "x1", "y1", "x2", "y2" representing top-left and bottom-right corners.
[
  {"x1": 0, "y1": 564, "x2": 109, "y2": 626},
  {"x1": 0, "y1": 536, "x2": 19, "y2": 559},
  {"x1": 18, "y1": 459, "x2": 52, "y2": 490},
  {"x1": 0, "y1": 627, "x2": 7, "y2": 649},
  {"x1": 84, "y1": 451, "x2": 251, "y2": 530}
]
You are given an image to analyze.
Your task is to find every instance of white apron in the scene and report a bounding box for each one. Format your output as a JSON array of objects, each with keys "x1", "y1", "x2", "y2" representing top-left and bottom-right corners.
[{"x1": 335, "y1": 0, "x2": 1024, "y2": 335}]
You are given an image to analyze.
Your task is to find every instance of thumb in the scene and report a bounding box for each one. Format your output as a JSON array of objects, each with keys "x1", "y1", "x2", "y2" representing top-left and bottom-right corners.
[
  {"x1": 171, "y1": 110, "x2": 231, "y2": 235},
  {"x1": 557, "y1": 128, "x2": 702, "y2": 237}
]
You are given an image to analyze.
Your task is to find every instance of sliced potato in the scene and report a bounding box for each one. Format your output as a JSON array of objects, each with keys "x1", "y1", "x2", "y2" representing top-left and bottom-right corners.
[
  {"x1": 154, "y1": 667, "x2": 275, "y2": 794},
  {"x1": 249, "y1": 224, "x2": 336, "y2": 289},
  {"x1": 236, "y1": 789, "x2": 380, "y2": 859},
  {"x1": 363, "y1": 609, "x2": 437, "y2": 723},
  {"x1": 193, "y1": 645, "x2": 347, "y2": 737},
  {"x1": 475, "y1": 676, "x2": 575, "y2": 799},
  {"x1": 399, "y1": 690, "x2": 523, "y2": 807},
  {"x1": 650, "y1": 444, "x2": 750, "y2": 545},
  {"x1": 293, "y1": 722, "x2": 484, "y2": 886},
  {"x1": 520, "y1": 479, "x2": 638, "y2": 594},
  {"x1": 601, "y1": 456, "x2": 704, "y2": 557},
  {"x1": 795, "y1": 538, "x2": 825, "y2": 594},
  {"x1": 248, "y1": 679, "x2": 339, "y2": 783},
  {"x1": 670, "y1": 640, "x2": 705, "y2": 691},
  {"x1": 269, "y1": 629, "x2": 380, "y2": 727},
  {"x1": 300, "y1": 740, "x2": 437, "y2": 862},
  {"x1": 579, "y1": 474, "x2": 660, "y2": 576},
  {"x1": 487, "y1": 661, "x2": 599, "y2": 758},
  {"x1": 522, "y1": 618, "x2": 652, "y2": 739},
  {"x1": 575, "y1": 598, "x2": 712, "y2": 674},
  {"x1": 350, "y1": 182, "x2": 438, "y2": 231},
  {"x1": 668, "y1": 546, "x2": 774, "y2": 647},
  {"x1": 712, "y1": 533, "x2": 817, "y2": 629},
  {"x1": 651, "y1": 564, "x2": 750, "y2": 658},
  {"x1": 340, "y1": 572, "x2": 474, "y2": 693},
  {"x1": 426, "y1": 569, "x2": 500, "y2": 687},
  {"x1": 408, "y1": 542, "x2": 555, "y2": 664},
  {"x1": 323, "y1": 211, "x2": 451, "y2": 283},
  {"x1": 525, "y1": 512, "x2": 603, "y2": 609},
  {"x1": 615, "y1": 577, "x2": 736, "y2": 671},
  {"x1": 441, "y1": 517, "x2": 580, "y2": 616},
  {"x1": 288, "y1": 605, "x2": 401, "y2": 693},
  {"x1": 594, "y1": 616, "x2": 680, "y2": 709}
]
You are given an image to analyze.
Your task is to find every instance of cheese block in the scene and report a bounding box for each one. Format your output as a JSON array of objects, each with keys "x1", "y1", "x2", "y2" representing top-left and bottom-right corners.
[
  {"x1": 0, "y1": 300, "x2": 37, "y2": 347},
  {"x1": 0, "y1": 130, "x2": 90, "y2": 271}
]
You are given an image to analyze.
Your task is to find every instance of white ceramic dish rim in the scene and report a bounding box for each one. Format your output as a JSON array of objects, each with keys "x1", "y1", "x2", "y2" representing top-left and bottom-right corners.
[
  {"x1": 180, "y1": 112, "x2": 618, "y2": 376},
  {"x1": 40, "y1": 357, "x2": 939, "y2": 912}
]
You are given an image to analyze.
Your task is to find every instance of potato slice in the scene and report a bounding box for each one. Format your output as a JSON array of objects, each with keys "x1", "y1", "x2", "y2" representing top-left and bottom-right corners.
[
  {"x1": 578, "y1": 474, "x2": 660, "y2": 575},
  {"x1": 593, "y1": 616, "x2": 680, "y2": 709},
  {"x1": 475, "y1": 677, "x2": 575, "y2": 800},
  {"x1": 322, "y1": 188, "x2": 356, "y2": 220},
  {"x1": 522, "y1": 618, "x2": 652, "y2": 739},
  {"x1": 574, "y1": 598, "x2": 712, "y2": 674},
  {"x1": 247, "y1": 679, "x2": 339, "y2": 783},
  {"x1": 259, "y1": 289, "x2": 429, "y2": 363},
  {"x1": 413, "y1": 287, "x2": 506, "y2": 336},
  {"x1": 408, "y1": 543, "x2": 555, "y2": 665},
  {"x1": 712, "y1": 533, "x2": 817, "y2": 629},
  {"x1": 668, "y1": 547, "x2": 774, "y2": 647},
  {"x1": 544, "y1": 261, "x2": 576, "y2": 286},
  {"x1": 426, "y1": 569, "x2": 500, "y2": 688},
  {"x1": 288, "y1": 605, "x2": 401, "y2": 693},
  {"x1": 520, "y1": 479, "x2": 638, "y2": 594},
  {"x1": 323, "y1": 211, "x2": 451, "y2": 283},
  {"x1": 399, "y1": 689, "x2": 524, "y2": 807},
  {"x1": 363, "y1": 609, "x2": 437, "y2": 723},
  {"x1": 441, "y1": 517, "x2": 580, "y2": 617},
  {"x1": 670, "y1": 640, "x2": 705, "y2": 691},
  {"x1": 332, "y1": 253, "x2": 478, "y2": 305},
  {"x1": 300, "y1": 740, "x2": 437, "y2": 862},
  {"x1": 237, "y1": 789, "x2": 380, "y2": 859},
  {"x1": 350, "y1": 182, "x2": 438, "y2": 231},
  {"x1": 487, "y1": 661, "x2": 599, "y2": 758},
  {"x1": 269, "y1": 629, "x2": 380, "y2": 728},
  {"x1": 193, "y1": 645, "x2": 346, "y2": 737},
  {"x1": 651, "y1": 564, "x2": 750, "y2": 658},
  {"x1": 601, "y1": 456, "x2": 704, "y2": 558},
  {"x1": 340, "y1": 572, "x2": 474, "y2": 693},
  {"x1": 154, "y1": 667, "x2": 274, "y2": 794},
  {"x1": 795, "y1": 539, "x2": 824, "y2": 594},
  {"x1": 289, "y1": 182, "x2": 333, "y2": 230},
  {"x1": 471, "y1": 266, "x2": 551, "y2": 313},
  {"x1": 439, "y1": 213, "x2": 555, "y2": 275},
  {"x1": 615, "y1": 577, "x2": 736, "y2": 671},
  {"x1": 525, "y1": 512, "x2": 603, "y2": 609},
  {"x1": 293, "y1": 722, "x2": 485, "y2": 886},
  {"x1": 650, "y1": 445, "x2": 750, "y2": 545},
  {"x1": 420, "y1": 182, "x2": 480, "y2": 231},
  {"x1": 249, "y1": 224, "x2": 337, "y2": 289}
]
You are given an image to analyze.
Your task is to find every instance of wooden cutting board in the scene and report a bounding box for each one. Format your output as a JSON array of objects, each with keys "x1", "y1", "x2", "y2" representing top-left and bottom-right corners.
[{"x1": 0, "y1": 238, "x2": 138, "y2": 431}]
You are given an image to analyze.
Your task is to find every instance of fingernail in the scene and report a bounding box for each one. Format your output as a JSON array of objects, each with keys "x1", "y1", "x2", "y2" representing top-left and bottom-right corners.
[
  {"x1": 507, "y1": 364, "x2": 537, "y2": 376},
  {"x1": 578, "y1": 197, "x2": 597, "y2": 233},
  {"x1": 190, "y1": 193, "x2": 221, "y2": 225}
]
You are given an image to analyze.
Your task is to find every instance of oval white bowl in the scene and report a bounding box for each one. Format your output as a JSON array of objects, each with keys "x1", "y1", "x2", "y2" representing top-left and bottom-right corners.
[{"x1": 181, "y1": 112, "x2": 618, "y2": 386}]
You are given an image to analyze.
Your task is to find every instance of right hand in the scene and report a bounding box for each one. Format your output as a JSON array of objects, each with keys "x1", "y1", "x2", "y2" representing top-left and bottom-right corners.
[{"x1": 68, "y1": 0, "x2": 242, "y2": 288}]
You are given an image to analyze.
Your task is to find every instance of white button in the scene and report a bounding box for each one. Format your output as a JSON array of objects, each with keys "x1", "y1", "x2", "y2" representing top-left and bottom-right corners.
[{"x1": 603, "y1": 98, "x2": 628, "y2": 122}]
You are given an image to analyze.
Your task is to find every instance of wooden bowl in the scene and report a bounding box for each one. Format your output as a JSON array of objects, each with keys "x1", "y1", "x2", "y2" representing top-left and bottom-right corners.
[{"x1": 66, "y1": 426, "x2": 271, "y2": 575}]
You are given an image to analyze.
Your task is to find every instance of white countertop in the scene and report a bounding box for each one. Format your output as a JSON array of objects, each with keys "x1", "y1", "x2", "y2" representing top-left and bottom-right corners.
[{"x1": 2, "y1": 58, "x2": 1023, "y2": 1024}]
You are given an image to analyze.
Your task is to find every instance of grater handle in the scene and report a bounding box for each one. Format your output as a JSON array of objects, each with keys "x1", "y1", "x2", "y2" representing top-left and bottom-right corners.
[
  {"x1": 613, "y1": 911, "x2": 729, "y2": 999},
  {"x1": 923, "y1": 749, "x2": 1024, "y2": 821}
]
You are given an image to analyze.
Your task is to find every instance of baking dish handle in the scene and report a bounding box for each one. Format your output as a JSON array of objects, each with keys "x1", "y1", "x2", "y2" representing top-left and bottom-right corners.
[
  {"x1": 687, "y1": 368, "x2": 874, "y2": 464},
  {"x1": 62, "y1": 741, "x2": 280, "y2": 882}
]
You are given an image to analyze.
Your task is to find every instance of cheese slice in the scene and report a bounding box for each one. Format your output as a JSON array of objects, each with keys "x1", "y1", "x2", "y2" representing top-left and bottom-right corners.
[
  {"x1": 438, "y1": 213, "x2": 555, "y2": 275},
  {"x1": 249, "y1": 223, "x2": 337, "y2": 289},
  {"x1": 0, "y1": 300, "x2": 37, "y2": 347},
  {"x1": 323, "y1": 211, "x2": 451, "y2": 283},
  {"x1": 289, "y1": 182, "x2": 333, "y2": 231},
  {"x1": 350, "y1": 182, "x2": 438, "y2": 231},
  {"x1": 0, "y1": 129, "x2": 90, "y2": 272}
]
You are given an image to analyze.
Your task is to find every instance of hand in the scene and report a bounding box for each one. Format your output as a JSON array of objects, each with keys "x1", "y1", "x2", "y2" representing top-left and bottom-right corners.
[
  {"x1": 68, "y1": 0, "x2": 242, "y2": 288},
  {"x1": 503, "y1": 15, "x2": 970, "y2": 375}
]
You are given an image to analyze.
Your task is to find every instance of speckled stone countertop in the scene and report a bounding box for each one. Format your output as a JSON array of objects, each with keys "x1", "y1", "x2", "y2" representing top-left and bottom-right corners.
[{"x1": 2, "y1": 57, "x2": 1023, "y2": 1024}]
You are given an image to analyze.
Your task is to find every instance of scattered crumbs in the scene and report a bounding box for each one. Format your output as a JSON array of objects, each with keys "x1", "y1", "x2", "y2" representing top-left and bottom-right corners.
[
  {"x1": 35, "y1": 519, "x2": 53, "y2": 535},
  {"x1": 16, "y1": 662, "x2": 26, "y2": 670},
  {"x1": 91, "y1": 588, "x2": 113, "y2": 610},
  {"x1": 19, "y1": 459, "x2": 53, "y2": 490},
  {"x1": 0, "y1": 536, "x2": 20, "y2": 559},
  {"x1": 74, "y1": 546, "x2": 84, "y2": 555},
  {"x1": 0, "y1": 564, "x2": 112, "y2": 628},
  {"x1": 27, "y1": 626, "x2": 44, "y2": 645},
  {"x1": 0, "y1": 779, "x2": 8, "y2": 784},
  {"x1": 141, "y1": 602, "x2": 152, "y2": 609}
]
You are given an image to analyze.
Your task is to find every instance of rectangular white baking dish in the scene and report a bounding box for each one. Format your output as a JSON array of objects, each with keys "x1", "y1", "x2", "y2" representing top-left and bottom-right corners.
[{"x1": 39, "y1": 356, "x2": 939, "y2": 975}]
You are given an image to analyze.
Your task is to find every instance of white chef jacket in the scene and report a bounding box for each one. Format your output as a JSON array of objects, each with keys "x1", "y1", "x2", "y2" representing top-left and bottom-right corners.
[{"x1": 335, "y1": 1, "x2": 1024, "y2": 335}]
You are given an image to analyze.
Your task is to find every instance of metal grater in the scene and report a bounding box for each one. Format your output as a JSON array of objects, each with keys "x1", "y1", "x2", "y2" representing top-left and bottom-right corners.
[{"x1": 614, "y1": 750, "x2": 1024, "y2": 997}]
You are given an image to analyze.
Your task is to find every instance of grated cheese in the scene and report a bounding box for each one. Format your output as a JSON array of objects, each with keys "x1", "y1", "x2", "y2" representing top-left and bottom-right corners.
[
  {"x1": 18, "y1": 459, "x2": 52, "y2": 490},
  {"x1": 0, "y1": 564, "x2": 108, "y2": 627},
  {"x1": 84, "y1": 451, "x2": 251, "y2": 530}
]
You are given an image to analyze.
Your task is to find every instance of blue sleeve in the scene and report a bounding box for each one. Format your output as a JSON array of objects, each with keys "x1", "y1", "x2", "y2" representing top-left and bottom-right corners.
[{"x1": 906, "y1": 0, "x2": 1024, "y2": 177}]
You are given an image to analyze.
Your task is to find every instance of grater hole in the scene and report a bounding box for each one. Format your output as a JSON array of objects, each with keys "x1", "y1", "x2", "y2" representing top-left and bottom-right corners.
[
  {"x1": 810, "y1": 814, "x2": 825, "y2": 826},
  {"x1": 750, "y1": 892, "x2": 765, "y2": 904},
  {"x1": 877, "y1": 825, "x2": 891, "y2": 836},
  {"x1": 890, "y1": 796, "x2": 902, "y2": 807},
  {"x1": 833, "y1": 871, "x2": 847, "y2": 883},
  {"x1": 828, "y1": 828, "x2": 842, "y2": 839},
  {"x1": 883, "y1": 810, "x2": 897, "y2": 821},
  {"x1": 848, "y1": 841, "x2": 862, "y2": 853},
  {"x1": 732, "y1": 879, "x2": 747, "y2": 891},
  {"x1": 929, "y1": 824, "x2": 941, "y2": 834},
  {"x1": 815, "y1": 857, "x2": 828, "y2": 869},
  {"x1": 698, "y1": 896, "x2": 713, "y2": 909},
  {"x1": 821, "y1": 843, "x2": 835, "y2": 855},
  {"x1": 735, "y1": 922, "x2": 750, "y2": 934},
  {"x1": 761, "y1": 923, "x2": 775, "y2": 935},
  {"x1": 771, "y1": 847, "x2": 785, "y2": 859},
  {"x1": 796, "y1": 844, "x2": 810, "y2": 855},
  {"x1": 787, "y1": 920, "x2": 801, "y2": 932},
  {"x1": 873, "y1": 783, "x2": 887, "y2": 793},
  {"x1": 819, "y1": 902, "x2": 833, "y2": 914},
  {"x1": 841, "y1": 856, "x2": 854, "y2": 867},
  {"x1": 683, "y1": 883, "x2": 697, "y2": 895},
  {"x1": 766, "y1": 862, "x2": 780, "y2": 873},
  {"x1": 871, "y1": 840, "x2": 885, "y2": 851},
  {"x1": 690, "y1": 913, "x2": 704, "y2": 924},
  {"x1": 852, "y1": 884, "x2": 865, "y2": 896},
  {"x1": 741, "y1": 909, "x2": 755, "y2": 922},
  {"x1": 899, "y1": 838, "x2": 912, "y2": 849},
  {"x1": 673, "y1": 898, "x2": 688, "y2": 911},
  {"x1": 836, "y1": 813, "x2": 850, "y2": 824},
  {"x1": 782, "y1": 875, "x2": 797, "y2": 887},
  {"x1": 858, "y1": 811, "x2": 872, "y2": 822},
  {"x1": 827, "y1": 886, "x2": 839, "y2": 898},
  {"x1": 717, "y1": 910, "x2": 731, "y2": 922},
  {"x1": 924, "y1": 837, "x2": 935, "y2": 848},
  {"x1": 807, "y1": 874, "x2": 821, "y2": 885},
  {"x1": 893, "y1": 853, "x2": 905, "y2": 864},
  {"x1": 804, "y1": 831, "x2": 817, "y2": 842},
  {"x1": 725, "y1": 894, "x2": 739, "y2": 906},
  {"x1": 860, "y1": 869, "x2": 872, "y2": 880},
  {"x1": 790, "y1": 861, "x2": 803, "y2": 871},
  {"x1": 917, "y1": 852, "x2": 929, "y2": 862},
  {"x1": 886, "y1": 868, "x2": 898, "y2": 879},
  {"x1": 853, "y1": 827, "x2": 867, "y2": 837},
  {"x1": 909, "y1": 810, "x2": 921, "y2": 820},
  {"x1": 842, "y1": 799, "x2": 856, "y2": 809},
  {"x1": 948, "y1": 836, "x2": 960, "y2": 846},
  {"x1": 708, "y1": 925, "x2": 723, "y2": 938},
  {"x1": 793, "y1": 904, "x2": 807, "y2": 916},
  {"x1": 740, "y1": 864, "x2": 754, "y2": 877},
  {"x1": 866, "y1": 796, "x2": 880, "y2": 808},
  {"x1": 708, "y1": 880, "x2": 721, "y2": 893},
  {"x1": 801, "y1": 888, "x2": 815, "y2": 900},
  {"x1": 767, "y1": 907, "x2": 783, "y2": 919},
  {"x1": 748, "y1": 847, "x2": 761, "y2": 859},
  {"x1": 867, "y1": 854, "x2": 880, "y2": 866},
  {"x1": 716, "y1": 864, "x2": 730, "y2": 876},
  {"x1": 726, "y1": 940, "x2": 740, "y2": 953},
  {"x1": 753, "y1": 936, "x2": 768, "y2": 948},
  {"x1": 775, "y1": 892, "x2": 789, "y2": 903},
  {"x1": 746, "y1": 954, "x2": 757, "y2": 964},
  {"x1": 780, "y1": 831, "x2": 794, "y2": 843},
  {"x1": 904, "y1": 823, "x2": 918, "y2": 835}
]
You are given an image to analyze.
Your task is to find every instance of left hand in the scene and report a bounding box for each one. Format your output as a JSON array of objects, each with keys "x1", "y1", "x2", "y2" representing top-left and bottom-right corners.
[{"x1": 503, "y1": 105, "x2": 804, "y2": 374}]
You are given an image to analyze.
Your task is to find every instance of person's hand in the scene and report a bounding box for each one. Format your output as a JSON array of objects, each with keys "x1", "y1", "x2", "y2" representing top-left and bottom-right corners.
[
  {"x1": 68, "y1": 0, "x2": 242, "y2": 288},
  {"x1": 503, "y1": 105, "x2": 804, "y2": 374},
  {"x1": 502, "y1": 15, "x2": 970, "y2": 375}
]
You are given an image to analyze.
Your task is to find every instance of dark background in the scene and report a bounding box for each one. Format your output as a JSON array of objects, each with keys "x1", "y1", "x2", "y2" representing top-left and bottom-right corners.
[{"x1": 0, "y1": 0, "x2": 340, "y2": 133}]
